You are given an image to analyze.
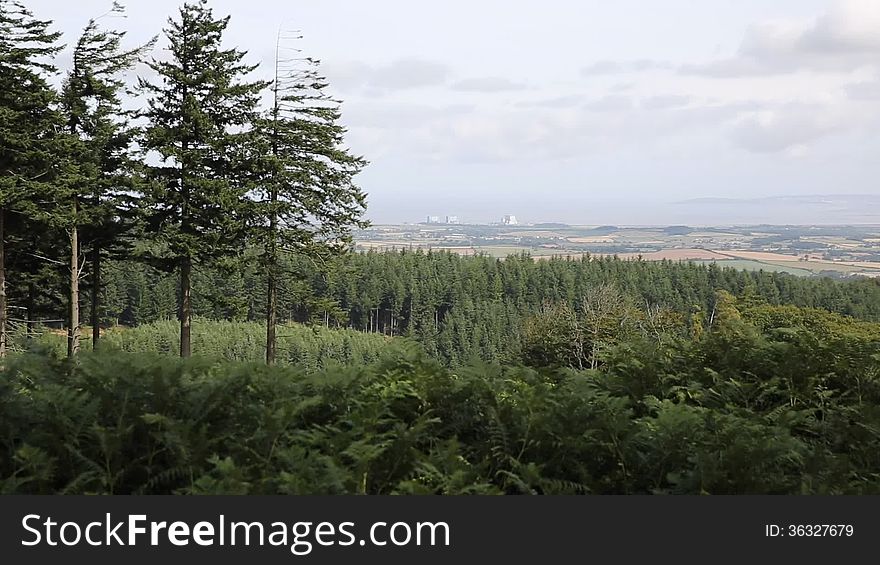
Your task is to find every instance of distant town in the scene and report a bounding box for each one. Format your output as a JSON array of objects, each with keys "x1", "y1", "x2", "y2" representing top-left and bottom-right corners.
[{"x1": 424, "y1": 215, "x2": 518, "y2": 226}]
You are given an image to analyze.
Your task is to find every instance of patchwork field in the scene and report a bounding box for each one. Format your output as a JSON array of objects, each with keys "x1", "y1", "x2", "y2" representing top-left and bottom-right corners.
[
  {"x1": 692, "y1": 260, "x2": 814, "y2": 276},
  {"x1": 567, "y1": 236, "x2": 616, "y2": 243},
  {"x1": 356, "y1": 223, "x2": 880, "y2": 278},
  {"x1": 616, "y1": 249, "x2": 730, "y2": 261},
  {"x1": 722, "y1": 251, "x2": 813, "y2": 262}
]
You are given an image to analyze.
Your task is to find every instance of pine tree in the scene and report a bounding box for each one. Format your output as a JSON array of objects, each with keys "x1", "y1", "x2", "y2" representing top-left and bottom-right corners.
[
  {"x1": 249, "y1": 32, "x2": 367, "y2": 364},
  {"x1": 57, "y1": 3, "x2": 154, "y2": 356},
  {"x1": 0, "y1": 0, "x2": 62, "y2": 357},
  {"x1": 139, "y1": 0, "x2": 267, "y2": 357}
]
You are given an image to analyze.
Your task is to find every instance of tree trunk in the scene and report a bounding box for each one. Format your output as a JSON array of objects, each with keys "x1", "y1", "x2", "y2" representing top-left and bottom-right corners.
[
  {"x1": 91, "y1": 247, "x2": 100, "y2": 348},
  {"x1": 26, "y1": 282, "x2": 35, "y2": 339},
  {"x1": 68, "y1": 216, "x2": 80, "y2": 358},
  {"x1": 266, "y1": 260, "x2": 277, "y2": 365},
  {"x1": 265, "y1": 179, "x2": 278, "y2": 365},
  {"x1": 0, "y1": 208, "x2": 6, "y2": 359},
  {"x1": 180, "y1": 256, "x2": 192, "y2": 358}
]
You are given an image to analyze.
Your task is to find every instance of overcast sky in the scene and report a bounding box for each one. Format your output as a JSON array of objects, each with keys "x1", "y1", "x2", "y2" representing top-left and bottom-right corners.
[{"x1": 30, "y1": 0, "x2": 880, "y2": 224}]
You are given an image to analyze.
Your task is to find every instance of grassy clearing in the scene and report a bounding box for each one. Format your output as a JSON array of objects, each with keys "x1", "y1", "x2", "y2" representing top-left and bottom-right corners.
[{"x1": 25, "y1": 319, "x2": 392, "y2": 371}]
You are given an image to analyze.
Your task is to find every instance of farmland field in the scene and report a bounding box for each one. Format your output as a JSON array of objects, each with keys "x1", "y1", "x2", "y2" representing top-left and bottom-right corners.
[
  {"x1": 355, "y1": 223, "x2": 880, "y2": 278},
  {"x1": 692, "y1": 260, "x2": 814, "y2": 276},
  {"x1": 616, "y1": 249, "x2": 730, "y2": 261},
  {"x1": 722, "y1": 251, "x2": 814, "y2": 262}
]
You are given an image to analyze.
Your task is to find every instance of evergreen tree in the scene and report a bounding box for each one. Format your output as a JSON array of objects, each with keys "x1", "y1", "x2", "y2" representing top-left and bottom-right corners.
[
  {"x1": 139, "y1": 0, "x2": 267, "y2": 357},
  {"x1": 249, "y1": 33, "x2": 367, "y2": 364},
  {"x1": 0, "y1": 0, "x2": 62, "y2": 357},
  {"x1": 57, "y1": 3, "x2": 153, "y2": 356}
]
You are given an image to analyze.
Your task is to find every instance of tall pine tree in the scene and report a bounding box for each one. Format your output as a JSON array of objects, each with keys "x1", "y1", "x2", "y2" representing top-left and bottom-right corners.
[
  {"x1": 0, "y1": 0, "x2": 62, "y2": 357},
  {"x1": 58, "y1": 3, "x2": 154, "y2": 356},
  {"x1": 139, "y1": 0, "x2": 267, "y2": 357},
  {"x1": 249, "y1": 33, "x2": 367, "y2": 364}
]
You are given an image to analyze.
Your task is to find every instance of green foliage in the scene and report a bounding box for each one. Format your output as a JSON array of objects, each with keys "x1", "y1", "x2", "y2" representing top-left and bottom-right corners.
[
  {"x1": 55, "y1": 4, "x2": 149, "y2": 231},
  {"x1": 2, "y1": 1, "x2": 880, "y2": 497},
  {"x1": 2, "y1": 299, "x2": 879, "y2": 495},
  {"x1": 522, "y1": 283, "x2": 668, "y2": 370},
  {"x1": 87, "y1": 250, "x2": 880, "y2": 367},
  {"x1": 0, "y1": 0, "x2": 62, "y2": 211},
  {"x1": 28, "y1": 319, "x2": 390, "y2": 371},
  {"x1": 136, "y1": 0, "x2": 270, "y2": 357},
  {"x1": 0, "y1": 0, "x2": 63, "y2": 355},
  {"x1": 138, "y1": 0, "x2": 268, "y2": 268},
  {"x1": 247, "y1": 37, "x2": 368, "y2": 259}
]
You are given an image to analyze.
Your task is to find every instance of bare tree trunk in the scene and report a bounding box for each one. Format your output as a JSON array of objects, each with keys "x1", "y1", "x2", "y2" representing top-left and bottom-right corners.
[
  {"x1": 265, "y1": 162, "x2": 279, "y2": 364},
  {"x1": 91, "y1": 248, "x2": 100, "y2": 348},
  {"x1": 266, "y1": 259, "x2": 277, "y2": 365},
  {"x1": 26, "y1": 282, "x2": 34, "y2": 339},
  {"x1": 0, "y1": 208, "x2": 6, "y2": 359},
  {"x1": 180, "y1": 256, "x2": 192, "y2": 358},
  {"x1": 266, "y1": 35, "x2": 281, "y2": 365},
  {"x1": 68, "y1": 214, "x2": 80, "y2": 358}
]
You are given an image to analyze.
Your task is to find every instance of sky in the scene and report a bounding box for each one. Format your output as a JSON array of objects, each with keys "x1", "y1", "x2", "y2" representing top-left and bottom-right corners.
[{"x1": 29, "y1": 0, "x2": 880, "y2": 224}]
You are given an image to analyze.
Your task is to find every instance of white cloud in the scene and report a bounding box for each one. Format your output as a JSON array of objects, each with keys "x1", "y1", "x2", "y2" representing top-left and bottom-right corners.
[
  {"x1": 845, "y1": 80, "x2": 880, "y2": 100},
  {"x1": 641, "y1": 95, "x2": 692, "y2": 110},
  {"x1": 799, "y1": 0, "x2": 880, "y2": 54},
  {"x1": 344, "y1": 102, "x2": 473, "y2": 129},
  {"x1": 324, "y1": 58, "x2": 451, "y2": 92},
  {"x1": 581, "y1": 59, "x2": 674, "y2": 76},
  {"x1": 683, "y1": 0, "x2": 880, "y2": 77},
  {"x1": 516, "y1": 95, "x2": 583, "y2": 108},
  {"x1": 451, "y1": 77, "x2": 528, "y2": 92},
  {"x1": 584, "y1": 95, "x2": 633, "y2": 112},
  {"x1": 727, "y1": 104, "x2": 849, "y2": 153}
]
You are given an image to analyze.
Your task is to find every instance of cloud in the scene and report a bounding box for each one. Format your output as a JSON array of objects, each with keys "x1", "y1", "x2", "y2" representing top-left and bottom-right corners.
[
  {"x1": 371, "y1": 59, "x2": 451, "y2": 89},
  {"x1": 581, "y1": 59, "x2": 674, "y2": 76},
  {"x1": 344, "y1": 103, "x2": 473, "y2": 129},
  {"x1": 845, "y1": 80, "x2": 880, "y2": 100},
  {"x1": 584, "y1": 95, "x2": 633, "y2": 112},
  {"x1": 679, "y1": 57, "x2": 783, "y2": 78},
  {"x1": 609, "y1": 82, "x2": 635, "y2": 93},
  {"x1": 581, "y1": 60, "x2": 623, "y2": 76},
  {"x1": 682, "y1": 0, "x2": 880, "y2": 77},
  {"x1": 641, "y1": 95, "x2": 692, "y2": 110},
  {"x1": 451, "y1": 77, "x2": 528, "y2": 92},
  {"x1": 798, "y1": 0, "x2": 880, "y2": 54},
  {"x1": 324, "y1": 58, "x2": 451, "y2": 92},
  {"x1": 516, "y1": 95, "x2": 583, "y2": 108},
  {"x1": 727, "y1": 104, "x2": 848, "y2": 153},
  {"x1": 358, "y1": 97, "x2": 753, "y2": 165}
]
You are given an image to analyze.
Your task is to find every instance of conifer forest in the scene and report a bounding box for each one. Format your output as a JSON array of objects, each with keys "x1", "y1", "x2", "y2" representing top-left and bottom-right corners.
[{"x1": 2, "y1": 0, "x2": 880, "y2": 494}]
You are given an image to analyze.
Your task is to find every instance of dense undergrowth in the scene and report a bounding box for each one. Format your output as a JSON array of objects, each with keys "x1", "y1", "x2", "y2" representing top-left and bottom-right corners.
[{"x1": 3, "y1": 297, "x2": 879, "y2": 495}]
